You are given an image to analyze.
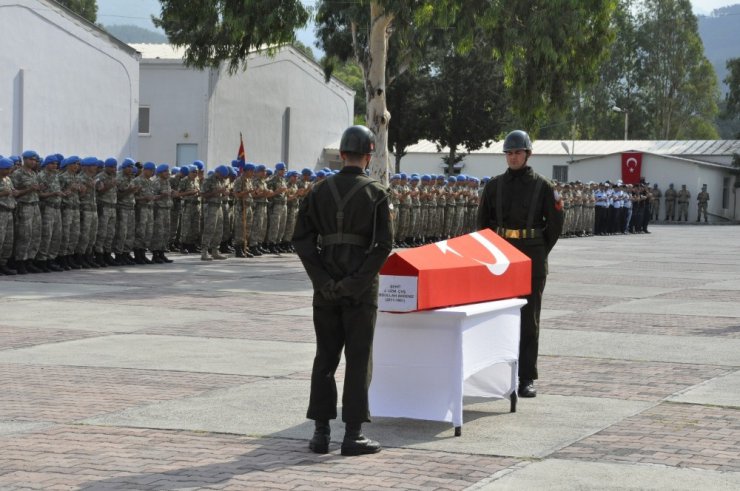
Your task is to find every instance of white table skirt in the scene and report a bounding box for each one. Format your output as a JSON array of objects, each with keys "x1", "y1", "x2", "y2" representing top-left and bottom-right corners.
[{"x1": 370, "y1": 298, "x2": 526, "y2": 431}]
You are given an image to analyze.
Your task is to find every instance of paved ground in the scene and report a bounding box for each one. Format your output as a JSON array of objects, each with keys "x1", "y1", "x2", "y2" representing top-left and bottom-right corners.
[{"x1": 1, "y1": 225, "x2": 739, "y2": 490}]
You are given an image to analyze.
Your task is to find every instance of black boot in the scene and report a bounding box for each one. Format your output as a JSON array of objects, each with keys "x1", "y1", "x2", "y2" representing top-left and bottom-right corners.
[
  {"x1": 518, "y1": 379, "x2": 537, "y2": 398},
  {"x1": 125, "y1": 252, "x2": 136, "y2": 265},
  {"x1": 141, "y1": 249, "x2": 153, "y2": 264},
  {"x1": 87, "y1": 253, "x2": 100, "y2": 268},
  {"x1": 134, "y1": 249, "x2": 146, "y2": 265},
  {"x1": 160, "y1": 251, "x2": 173, "y2": 263},
  {"x1": 104, "y1": 251, "x2": 117, "y2": 266},
  {"x1": 35, "y1": 259, "x2": 51, "y2": 273},
  {"x1": 341, "y1": 423, "x2": 381, "y2": 456},
  {"x1": 0, "y1": 264, "x2": 17, "y2": 275},
  {"x1": 26, "y1": 260, "x2": 42, "y2": 274},
  {"x1": 58, "y1": 256, "x2": 71, "y2": 271},
  {"x1": 308, "y1": 421, "x2": 331, "y2": 454},
  {"x1": 152, "y1": 251, "x2": 165, "y2": 264},
  {"x1": 250, "y1": 246, "x2": 263, "y2": 257},
  {"x1": 47, "y1": 259, "x2": 63, "y2": 272},
  {"x1": 15, "y1": 261, "x2": 28, "y2": 275},
  {"x1": 75, "y1": 253, "x2": 89, "y2": 269},
  {"x1": 235, "y1": 247, "x2": 246, "y2": 258}
]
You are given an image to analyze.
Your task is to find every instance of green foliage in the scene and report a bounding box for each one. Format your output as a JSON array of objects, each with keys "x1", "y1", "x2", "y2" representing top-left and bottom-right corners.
[
  {"x1": 329, "y1": 60, "x2": 366, "y2": 121},
  {"x1": 154, "y1": 0, "x2": 310, "y2": 73},
  {"x1": 56, "y1": 0, "x2": 97, "y2": 23},
  {"x1": 386, "y1": 67, "x2": 433, "y2": 173},
  {"x1": 724, "y1": 58, "x2": 740, "y2": 121},
  {"x1": 291, "y1": 40, "x2": 316, "y2": 62}
]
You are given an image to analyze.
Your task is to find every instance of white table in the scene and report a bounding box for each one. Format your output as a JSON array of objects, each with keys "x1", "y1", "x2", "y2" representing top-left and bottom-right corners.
[{"x1": 369, "y1": 298, "x2": 526, "y2": 435}]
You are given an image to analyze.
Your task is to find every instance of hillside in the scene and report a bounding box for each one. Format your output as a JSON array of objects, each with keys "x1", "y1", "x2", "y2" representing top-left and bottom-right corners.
[
  {"x1": 698, "y1": 4, "x2": 740, "y2": 94},
  {"x1": 104, "y1": 24, "x2": 167, "y2": 44}
]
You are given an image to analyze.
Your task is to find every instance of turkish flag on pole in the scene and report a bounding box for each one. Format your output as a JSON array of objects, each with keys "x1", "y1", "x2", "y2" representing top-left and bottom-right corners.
[
  {"x1": 237, "y1": 132, "x2": 246, "y2": 163},
  {"x1": 621, "y1": 152, "x2": 642, "y2": 185}
]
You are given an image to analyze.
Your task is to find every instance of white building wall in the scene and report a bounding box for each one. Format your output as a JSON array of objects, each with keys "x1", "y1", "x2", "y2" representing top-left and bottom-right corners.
[
  {"x1": 0, "y1": 0, "x2": 139, "y2": 158},
  {"x1": 137, "y1": 61, "x2": 211, "y2": 165},
  {"x1": 207, "y1": 47, "x2": 354, "y2": 169}
]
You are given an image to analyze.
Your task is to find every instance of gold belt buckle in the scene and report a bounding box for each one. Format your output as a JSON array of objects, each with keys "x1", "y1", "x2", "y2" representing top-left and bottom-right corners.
[{"x1": 506, "y1": 229, "x2": 521, "y2": 239}]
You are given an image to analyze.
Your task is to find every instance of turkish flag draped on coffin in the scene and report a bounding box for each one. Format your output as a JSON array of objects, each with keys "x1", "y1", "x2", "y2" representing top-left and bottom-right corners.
[{"x1": 621, "y1": 152, "x2": 642, "y2": 185}]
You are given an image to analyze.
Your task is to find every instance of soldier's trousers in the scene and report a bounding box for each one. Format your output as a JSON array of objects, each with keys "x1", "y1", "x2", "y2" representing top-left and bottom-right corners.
[
  {"x1": 76, "y1": 208, "x2": 98, "y2": 255},
  {"x1": 0, "y1": 209, "x2": 14, "y2": 264},
  {"x1": 233, "y1": 203, "x2": 254, "y2": 246},
  {"x1": 134, "y1": 206, "x2": 154, "y2": 250},
  {"x1": 267, "y1": 202, "x2": 287, "y2": 243},
  {"x1": 282, "y1": 204, "x2": 299, "y2": 243},
  {"x1": 454, "y1": 205, "x2": 465, "y2": 237},
  {"x1": 520, "y1": 274, "x2": 546, "y2": 381},
  {"x1": 95, "y1": 204, "x2": 117, "y2": 253},
  {"x1": 180, "y1": 201, "x2": 201, "y2": 245},
  {"x1": 397, "y1": 206, "x2": 410, "y2": 239},
  {"x1": 444, "y1": 205, "x2": 455, "y2": 237},
  {"x1": 249, "y1": 202, "x2": 268, "y2": 246},
  {"x1": 15, "y1": 203, "x2": 42, "y2": 261},
  {"x1": 665, "y1": 201, "x2": 675, "y2": 220},
  {"x1": 37, "y1": 205, "x2": 62, "y2": 260},
  {"x1": 419, "y1": 207, "x2": 429, "y2": 237},
  {"x1": 152, "y1": 207, "x2": 171, "y2": 251},
  {"x1": 221, "y1": 202, "x2": 232, "y2": 243},
  {"x1": 678, "y1": 202, "x2": 689, "y2": 221},
  {"x1": 436, "y1": 206, "x2": 446, "y2": 237},
  {"x1": 698, "y1": 203, "x2": 708, "y2": 222},
  {"x1": 61, "y1": 207, "x2": 80, "y2": 256},
  {"x1": 409, "y1": 206, "x2": 420, "y2": 238},
  {"x1": 201, "y1": 203, "x2": 223, "y2": 250},
  {"x1": 113, "y1": 206, "x2": 135, "y2": 254},
  {"x1": 307, "y1": 301, "x2": 377, "y2": 424},
  {"x1": 170, "y1": 200, "x2": 181, "y2": 243},
  {"x1": 651, "y1": 201, "x2": 660, "y2": 221}
]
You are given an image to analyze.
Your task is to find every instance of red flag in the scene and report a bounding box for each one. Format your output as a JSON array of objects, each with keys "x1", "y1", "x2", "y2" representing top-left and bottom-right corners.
[
  {"x1": 237, "y1": 132, "x2": 246, "y2": 162},
  {"x1": 621, "y1": 152, "x2": 642, "y2": 185}
]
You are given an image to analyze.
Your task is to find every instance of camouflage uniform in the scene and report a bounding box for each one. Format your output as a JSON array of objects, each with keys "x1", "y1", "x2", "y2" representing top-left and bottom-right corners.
[
  {"x1": 697, "y1": 187, "x2": 709, "y2": 222},
  {"x1": 151, "y1": 175, "x2": 173, "y2": 251},
  {"x1": 179, "y1": 175, "x2": 201, "y2": 248},
  {"x1": 59, "y1": 167, "x2": 81, "y2": 258},
  {"x1": 113, "y1": 169, "x2": 137, "y2": 256},
  {"x1": 75, "y1": 169, "x2": 98, "y2": 256},
  {"x1": 250, "y1": 175, "x2": 269, "y2": 247},
  {"x1": 95, "y1": 169, "x2": 118, "y2": 255},
  {"x1": 13, "y1": 166, "x2": 42, "y2": 261},
  {"x1": 200, "y1": 173, "x2": 225, "y2": 251},
  {"x1": 282, "y1": 177, "x2": 300, "y2": 244},
  {"x1": 133, "y1": 173, "x2": 155, "y2": 250},
  {"x1": 37, "y1": 167, "x2": 63, "y2": 261},
  {"x1": 677, "y1": 186, "x2": 690, "y2": 221},
  {"x1": 266, "y1": 172, "x2": 288, "y2": 246},
  {"x1": 169, "y1": 173, "x2": 182, "y2": 245},
  {"x1": 232, "y1": 173, "x2": 254, "y2": 248},
  {"x1": 0, "y1": 172, "x2": 16, "y2": 268}
]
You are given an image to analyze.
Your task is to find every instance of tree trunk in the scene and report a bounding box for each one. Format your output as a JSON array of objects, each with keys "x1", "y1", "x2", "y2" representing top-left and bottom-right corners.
[
  {"x1": 447, "y1": 146, "x2": 457, "y2": 176},
  {"x1": 365, "y1": 2, "x2": 393, "y2": 185}
]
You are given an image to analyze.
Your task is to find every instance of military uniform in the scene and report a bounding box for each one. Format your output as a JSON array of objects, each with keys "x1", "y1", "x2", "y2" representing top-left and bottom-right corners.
[
  {"x1": 58, "y1": 160, "x2": 81, "y2": 267},
  {"x1": 113, "y1": 163, "x2": 138, "y2": 263},
  {"x1": 152, "y1": 168, "x2": 173, "y2": 255},
  {"x1": 11, "y1": 162, "x2": 42, "y2": 265},
  {"x1": 697, "y1": 186, "x2": 709, "y2": 222},
  {"x1": 651, "y1": 185, "x2": 662, "y2": 221},
  {"x1": 477, "y1": 134, "x2": 563, "y2": 396},
  {"x1": 293, "y1": 166, "x2": 392, "y2": 430},
  {"x1": 266, "y1": 169, "x2": 288, "y2": 250},
  {"x1": 250, "y1": 170, "x2": 269, "y2": 250},
  {"x1": 0, "y1": 159, "x2": 16, "y2": 274},
  {"x1": 95, "y1": 163, "x2": 118, "y2": 264},
  {"x1": 664, "y1": 185, "x2": 677, "y2": 221},
  {"x1": 133, "y1": 166, "x2": 156, "y2": 262},
  {"x1": 232, "y1": 170, "x2": 255, "y2": 253},
  {"x1": 75, "y1": 161, "x2": 99, "y2": 265},
  {"x1": 200, "y1": 169, "x2": 227, "y2": 259},
  {"x1": 178, "y1": 172, "x2": 201, "y2": 252},
  {"x1": 677, "y1": 186, "x2": 690, "y2": 221},
  {"x1": 37, "y1": 161, "x2": 63, "y2": 268}
]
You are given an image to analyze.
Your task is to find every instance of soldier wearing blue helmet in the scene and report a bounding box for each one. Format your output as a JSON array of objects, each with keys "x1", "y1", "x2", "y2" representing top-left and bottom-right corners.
[
  {"x1": 151, "y1": 164, "x2": 175, "y2": 263},
  {"x1": 131, "y1": 162, "x2": 157, "y2": 264},
  {"x1": 199, "y1": 165, "x2": 229, "y2": 260},
  {"x1": 36, "y1": 154, "x2": 65, "y2": 272},
  {"x1": 112, "y1": 158, "x2": 139, "y2": 265},
  {"x1": 178, "y1": 164, "x2": 201, "y2": 254},
  {"x1": 93, "y1": 158, "x2": 119, "y2": 267},
  {"x1": 265, "y1": 162, "x2": 288, "y2": 253},
  {"x1": 232, "y1": 161, "x2": 256, "y2": 258},
  {"x1": 11, "y1": 151, "x2": 43, "y2": 273},
  {"x1": 477, "y1": 129, "x2": 563, "y2": 399},
  {"x1": 249, "y1": 164, "x2": 270, "y2": 254},
  {"x1": 169, "y1": 166, "x2": 183, "y2": 250}
]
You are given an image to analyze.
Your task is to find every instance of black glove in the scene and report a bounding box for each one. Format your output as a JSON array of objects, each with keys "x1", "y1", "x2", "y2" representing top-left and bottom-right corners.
[{"x1": 319, "y1": 279, "x2": 339, "y2": 301}]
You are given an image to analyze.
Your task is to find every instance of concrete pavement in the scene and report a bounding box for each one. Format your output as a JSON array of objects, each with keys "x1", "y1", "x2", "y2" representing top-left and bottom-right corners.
[{"x1": 1, "y1": 224, "x2": 739, "y2": 490}]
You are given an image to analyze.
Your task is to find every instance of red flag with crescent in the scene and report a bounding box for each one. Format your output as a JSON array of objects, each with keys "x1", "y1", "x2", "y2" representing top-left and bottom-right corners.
[{"x1": 621, "y1": 152, "x2": 642, "y2": 185}]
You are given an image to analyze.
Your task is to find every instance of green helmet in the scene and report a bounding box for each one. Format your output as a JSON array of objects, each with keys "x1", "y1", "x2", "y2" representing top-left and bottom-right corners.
[
  {"x1": 340, "y1": 125, "x2": 376, "y2": 155},
  {"x1": 503, "y1": 130, "x2": 532, "y2": 152}
]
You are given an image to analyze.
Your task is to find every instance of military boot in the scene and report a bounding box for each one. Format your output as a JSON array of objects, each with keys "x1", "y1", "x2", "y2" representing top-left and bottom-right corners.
[
  {"x1": 104, "y1": 252, "x2": 117, "y2": 266},
  {"x1": 141, "y1": 250, "x2": 153, "y2": 265},
  {"x1": 26, "y1": 260, "x2": 42, "y2": 274},
  {"x1": 47, "y1": 259, "x2": 63, "y2": 272},
  {"x1": 75, "y1": 253, "x2": 90, "y2": 268},
  {"x1": 15, "y1": 261, "x2": 28, "y2": 275},
  {"x1": 249, "y1": 246, "x2": 262, "y2": 257},
  {"x1": 308, "y1": 420, "x2": 331, "y2": 454},
  {"x1": 0, "y1": 264, "x2": 17, "y2": 275},
  {"x1": 211, "y1": 248, "x2": 228, "y2": 260},
  {"x1": 152, "y1": 251, "x2": 165, "y2": 264},
  {"x1": 125, "y1": 252, "x2": 136, "y2": 265},
  {"x1": 34, "y1": 260, "x2": 51, "y2": 273},
  {"x1": 200, "y1": 250, "x2": 213, "y2": 261},
  {"x1": 160, "y1": 251, "x2": 173, "y2": 263},
  {"x1": 235, "y1": 247, "x2": 246, "y2": 258},
  {"x1": 341, "y1": 423, "x2": 381, "y2": 456},
  {"x1": 133, "y1": 249, "x2": 146, "y2": 265}
]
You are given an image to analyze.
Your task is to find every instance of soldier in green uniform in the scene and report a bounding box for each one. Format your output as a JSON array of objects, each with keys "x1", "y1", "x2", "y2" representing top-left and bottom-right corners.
[
  {"x1": 233, "y1": 163, "x2": 256, "y2": 258},
  {"x1": 651, "y1": 183, "x2": 662, "y2": 221},
  {"x1": 293, "y1": 125, "x2": 392, "y2": 456},
  {"x1": 697, "y1": 184, "x2": 709, "y2": 223},
  {"x1": 132, "y1": 162, "x2": 157, "y2": 264},
  {"x1": 178, "y1": 165, "x2": 201, "y2": 254},
  {"x1": 677, "y1": 184, "x2": 691, "y2": 222},
  {"x1": 37, "y1": 155, "x2": 64, "y2": 271},
  {"x1": 151, "y1": 164, "x2": 175, "y2": 263},
  {"x1": 113, "y1": 159, "x2": 139, "y2": 265},
  {"x1": 0, "y1": 157, "x2": 18, "y2": 275},
  {"x1": 477, "y1": 130, "x2": 564, "y2": 398},
  {"x1": 94, "y1": 158, "x2": 119, "y2": 266},
  {"x1": 12, "y1": 150, "x2": 44, "y2": 274},
  {"x1": 200, "y1": 165, "x2": 229, "y2": 261},
  {"x1": 664, "y1": 183, "x2": 677, "y2": 221},
  {"x1": 59, "y1": 157, "x2": 83, "y2": 269}
]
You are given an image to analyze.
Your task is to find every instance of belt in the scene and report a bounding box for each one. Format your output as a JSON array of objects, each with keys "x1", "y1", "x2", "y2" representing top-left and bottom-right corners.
[
  {"x1": 321, "y1": 232, "x2": 369, "y2": 248},
  {"x1": 0, "y1": 206, "x2": 14, "y2": 212},
  {"x1": 17, "y1": 201, "x2": 39, "y2": 207},
  {"x1": 42, "y1": 203, "x2": 61, "y2": 209},
  {"x1": 496, "y1": 227, "x2": 543, "y2": 239},
  {"x1": 99, "y1": 202, "x2": 117, "y2": 208}
]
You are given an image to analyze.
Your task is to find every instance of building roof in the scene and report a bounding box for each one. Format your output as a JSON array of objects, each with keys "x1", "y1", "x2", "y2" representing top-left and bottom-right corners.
[
  {"x1": 326, "y1": 138, "x2": 740, "y2": 157},
  {"x1": 569, "y1": 150, "x2": 734, "y2": 170}
]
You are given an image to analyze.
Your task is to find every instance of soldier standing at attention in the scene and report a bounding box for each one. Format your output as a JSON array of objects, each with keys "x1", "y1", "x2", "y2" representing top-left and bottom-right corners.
[
  {"x1": 477, "y1": 130, "x2": 563, "y2": 398},
  {"x1": 37, "y1": 155, "x2": 64, "y2": 272},
  {"x1": 12, "y1": 150, "x2": 43, "y2": 274},
  {"x1": 94, "y1": 158, "x2": 119, "y2": 267},
  {"x1": 200, "y1": 165, "x2": 229, "y2": 261},
  {"x1": 151, "y1": 164, "x2": 175, "y2": 263},
  {"x1": 651, "y1": 183, "x2": 662, "y2": 221},
  {"x1": 293, "y1": 125, "x2": 393, "y2": 456},
  {"x1": 113, "y1": 159, "x2": 139, "y2": 265},
  {"x1": 697, "y1": 184, "x2": 709, "y2": 223},
  {"x1": 178, "y1": 165, "x2": 201, "y2": 254},
  {"x1": 0, "y1": 157, "x2": 18, "y2": 275},
  {"x1": 677, "y1": 184, "x2": 691, "y2": 222},
  {"x1": 233, "y1": 163, "x2": 256, "y2": 258},
  {"x1": 664, "y1": 183, "x2": 677, "y2": 221},
  {"x1": 132, "y1": 162, "x2": 157, "y2": 264}
]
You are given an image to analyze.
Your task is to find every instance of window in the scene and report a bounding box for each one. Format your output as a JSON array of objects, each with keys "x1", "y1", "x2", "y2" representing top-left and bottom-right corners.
[
  {"x1": 552, "y1": 165, "x2": 568, "y2": 183},
  {"x1": 723, "y1": 177, "x2": 730, "y2": 209},
  {"x1": 138, "y1": 106, "x2": 150, "y2": 135}
]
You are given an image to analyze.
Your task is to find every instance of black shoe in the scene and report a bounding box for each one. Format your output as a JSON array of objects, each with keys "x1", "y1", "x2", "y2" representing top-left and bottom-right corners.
[
  {"x1": 235, "y1": 247, "x2": 246, "y2": 258},
  {"x1": 0, "y1": 264, "x2": 17, "y2": 275},
  {"x1": 26, "y1": 260, "x2": 42, "y2": 274},
  {"x1": 308, "y1": 421, "x2": 331, "y2": 454},
  {"x1": 250, "y1": 246, "x2": 263, "y2": 257},
  {"x1": 104, "y1": 252, "x2": 117, "y2": 266},
  {"x1": 160, "y1": 252, "x2": 173, "y2": 263},
  {"x1": 152, "y1": 251, "x2": 165, "y2": 264},
  {"x1": 47, "y1": 259, "x2": 63, "y2": 272},
  {"x1": 86, "y1": 253, "x2": 100, "y2": 268},
  {"x1": 518, "y1": 380, "x2": 537, "y2": 398},
  {"x1": 15, "y1": 261, "x2": 28, "y2": 275},
  {"x1": 341, "y1": 431, "x2": 381, "y2": 456}
]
